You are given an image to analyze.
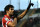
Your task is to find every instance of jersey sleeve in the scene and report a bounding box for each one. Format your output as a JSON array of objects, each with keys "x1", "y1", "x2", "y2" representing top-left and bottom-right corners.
[
  {"x1": 2, "y1": 17, "x2": 11, "y2": 25},
  {"x1": 2, "y1": 18, "x2": 6, "y2": 25},
  {"x1": 4, "y1": 18, "x2": 11, "y2": 25}
]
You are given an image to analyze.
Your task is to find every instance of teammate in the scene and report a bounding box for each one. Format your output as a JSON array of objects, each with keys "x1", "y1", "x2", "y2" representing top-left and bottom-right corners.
[{"x1": 2, "y1": 4, "x2": 29, "y2": 27}]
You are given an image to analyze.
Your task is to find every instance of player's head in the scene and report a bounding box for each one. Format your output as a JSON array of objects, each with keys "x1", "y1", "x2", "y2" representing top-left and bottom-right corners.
[{"x1": 4, "y1": 4, "x2": 14, "y2": 15}]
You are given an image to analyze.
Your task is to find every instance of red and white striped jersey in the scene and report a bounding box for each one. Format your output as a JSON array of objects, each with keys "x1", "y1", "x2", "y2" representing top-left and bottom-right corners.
[{"x1": 2, "y1": 15, "x2": 13, "y2": 27}]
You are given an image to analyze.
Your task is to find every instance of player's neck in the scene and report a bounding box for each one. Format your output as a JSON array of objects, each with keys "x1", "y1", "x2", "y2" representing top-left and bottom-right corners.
[{"x1": 6, "y1": 13, "x2": 10, "y2": 17}]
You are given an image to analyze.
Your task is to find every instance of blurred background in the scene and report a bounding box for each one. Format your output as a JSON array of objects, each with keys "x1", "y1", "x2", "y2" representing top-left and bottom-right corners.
[{"x1": 0, "y1": 0, "x2": 40, "y2": 27}]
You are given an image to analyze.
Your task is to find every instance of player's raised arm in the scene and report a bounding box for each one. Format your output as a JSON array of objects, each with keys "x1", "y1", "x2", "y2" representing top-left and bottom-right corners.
[{"x1": 17, "y1": 3, "x2": 34, "y2": 20}]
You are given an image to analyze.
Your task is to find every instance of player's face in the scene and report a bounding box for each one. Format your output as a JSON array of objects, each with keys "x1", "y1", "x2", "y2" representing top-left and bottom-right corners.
[{"x1": 8, "y1": 7, "x2": 14, "y2": 15}]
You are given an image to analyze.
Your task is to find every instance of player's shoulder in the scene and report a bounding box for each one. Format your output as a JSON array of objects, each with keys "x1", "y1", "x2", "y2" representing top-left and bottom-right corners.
[
  {"x1": 2, "y1": 16, "x2": 6, "y2": 19},
  {"x1": 2, "y1": 16, "x2": 9, "y2": 21},
  {"x1": 2, "y1": 16, "x2": 5, "y2": 20}
]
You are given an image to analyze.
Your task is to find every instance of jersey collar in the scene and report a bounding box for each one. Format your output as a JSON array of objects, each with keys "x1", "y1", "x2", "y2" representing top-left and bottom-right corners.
[{"x1": 4, "y1": 15, "x2": 10, "y2": 19}]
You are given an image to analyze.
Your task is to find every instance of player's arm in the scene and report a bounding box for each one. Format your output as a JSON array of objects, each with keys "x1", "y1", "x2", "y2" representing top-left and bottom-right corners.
[
  {"x1": 8, "y1": 22, "x2": 16, "y2": 27},
  {"x1": 17, "y1": 9, "x2": 28, "y2": 19},
  {"x1": 7, "y1": 18, "x2": 17, "y2": 27},
  {"x1": 17, "y1": 3, "x2": 33, "y2": 20}
]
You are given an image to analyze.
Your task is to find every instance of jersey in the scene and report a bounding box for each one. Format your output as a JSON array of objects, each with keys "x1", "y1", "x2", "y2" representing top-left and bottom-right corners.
[{"x1": 2, "y1": 15, "x2": 13, "y2": 27}]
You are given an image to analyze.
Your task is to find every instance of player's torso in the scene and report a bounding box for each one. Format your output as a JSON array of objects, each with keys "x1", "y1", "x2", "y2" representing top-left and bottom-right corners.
[{"x1": 2, "y1": 15, "x2": 14, "y2": 27}]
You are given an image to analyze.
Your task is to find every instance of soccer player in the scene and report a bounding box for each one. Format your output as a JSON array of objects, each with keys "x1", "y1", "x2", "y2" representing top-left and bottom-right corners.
[{"x1": 2, "y1": 5, "x2": 29, "y2": 27}]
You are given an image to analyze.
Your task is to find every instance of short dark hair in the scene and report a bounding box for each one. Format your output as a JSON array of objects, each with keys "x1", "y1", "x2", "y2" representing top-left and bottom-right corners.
[{"x1": 4, "y1": 4, "x2": 14, "y2": 14}]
